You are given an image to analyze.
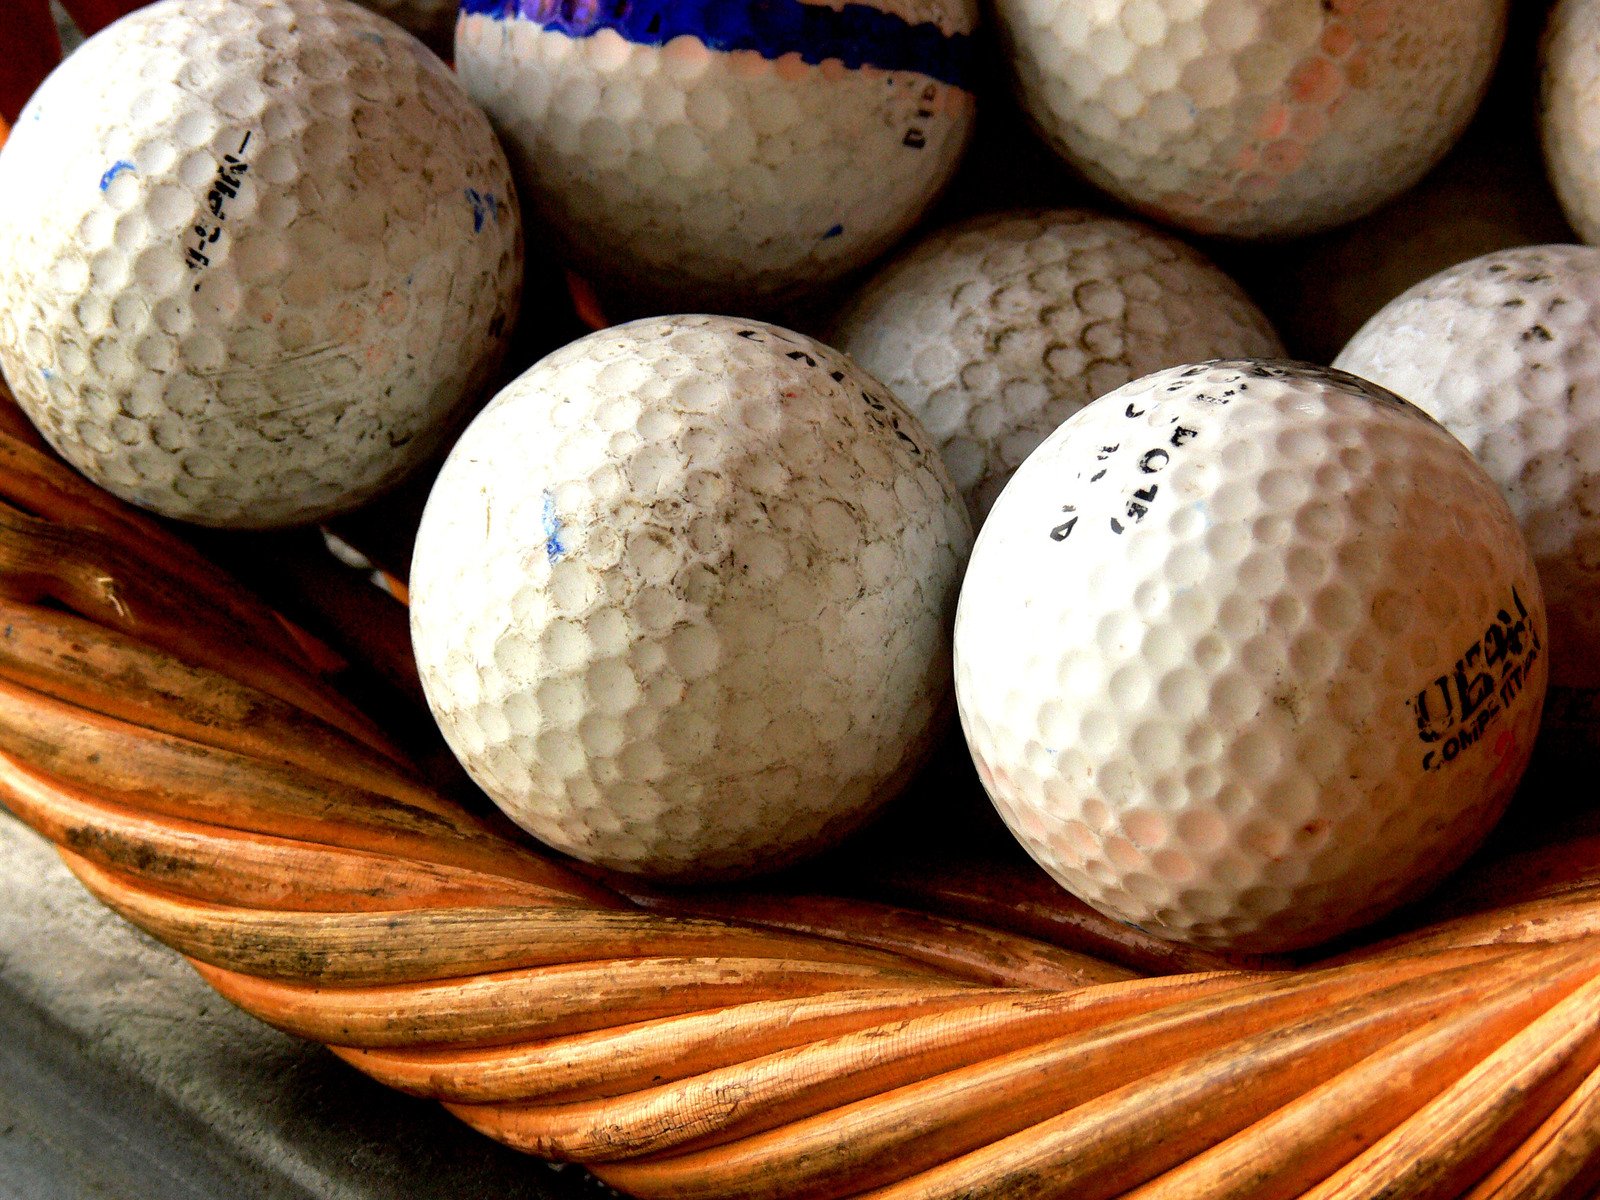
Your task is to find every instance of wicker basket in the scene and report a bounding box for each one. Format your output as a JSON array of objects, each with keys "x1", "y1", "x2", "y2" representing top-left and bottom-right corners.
[
  {"x1": 4, "y1": 369, "x2": 1600, "y2": 1200},
  {"x1": 7, "y1": 2, "x2": 1600, "y2": 1195}
]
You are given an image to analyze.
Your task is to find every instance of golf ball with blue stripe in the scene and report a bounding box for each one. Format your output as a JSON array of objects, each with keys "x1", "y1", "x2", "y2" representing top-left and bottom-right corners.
[{"x1": 456, "y1": 0, "x2": 977, "y2": 313}]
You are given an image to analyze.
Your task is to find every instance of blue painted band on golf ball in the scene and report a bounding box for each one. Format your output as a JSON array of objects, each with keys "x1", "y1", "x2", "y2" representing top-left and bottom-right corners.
[{"x1": 458, "y1": 0, "x2": 975, "y2": 91}]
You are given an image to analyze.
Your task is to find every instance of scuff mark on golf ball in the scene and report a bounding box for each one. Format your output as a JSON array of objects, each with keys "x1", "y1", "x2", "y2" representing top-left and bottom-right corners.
[
  {"x1": 542, "y1": 488, "x2": 565, "y2": 562},
  {"x1": 465, "y1": 187, "x2": 501, "y2": 233},
  {"x1": 99, "y1": 160, "x2": 135, "y2": 190}
]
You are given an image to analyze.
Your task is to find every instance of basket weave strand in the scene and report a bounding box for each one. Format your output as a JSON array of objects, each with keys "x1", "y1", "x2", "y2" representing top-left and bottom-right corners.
[{"x1": 3, "y1": 386, "x2": 1600, "y2": 1198}]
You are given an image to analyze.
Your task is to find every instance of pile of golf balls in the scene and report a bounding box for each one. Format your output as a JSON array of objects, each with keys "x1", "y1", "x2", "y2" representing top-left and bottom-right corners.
[
  {"x1": 1336, "y1": 245, "x2": 1600, "y2": 763},
  {"x1": 955, "y1": 362, "x2": 1547, "y2": 952},
  {"x1": 993, "y1": 0, "x2": 1509, "y2": 238},
  {"x1": 831, "y1": 208, "x2": 1284, "y2": 523},
  {"x1": 455, "y1": 0, "x2": 977, "y2": 314},
  {"x1": 4, "y1": 0, "x2": 1591, "y2": 950},
  {"x1": 409, "y1": 315, "x2": 970, "y2": 880},
  {"x1": 0, "y1": 0, "x2": 522, "y2": 528}
]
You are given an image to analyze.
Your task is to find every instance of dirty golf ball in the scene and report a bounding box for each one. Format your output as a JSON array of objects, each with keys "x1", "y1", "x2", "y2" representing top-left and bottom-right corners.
[
  {"x1": 1543, "y1": 0, "x2": 1600, "y2": 245},
  {"x1": 1336, "y1": 245, "x2": 1600, "y2": 761},
  {"x1": 0, "y1": 0, "x2": 522, "y2": 528},
  {"x1": 410, "y1": 315, "x2": 971, "y2": 880},
  {"x1": 993, "y1": 0, "x2": 1508, "y2": 238},
  {"x1": 955, "y1": 361, "x2": 1547, "y2": 952},
  {"x1": 455, "y1": 0, "x2": 977, "y2": 314},
  {"x1": 831, "y1": 208, "x2": 1283, "y2": 524}
]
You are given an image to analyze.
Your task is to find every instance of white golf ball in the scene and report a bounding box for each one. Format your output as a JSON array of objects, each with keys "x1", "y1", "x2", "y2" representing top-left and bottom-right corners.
[
  {"x1": 410, "y1": 315, "x2": 971, "y2": 880},
  {"x1": 830, "y1": 208, "x2": 1284, "y2": 524},
  {"x1": 1543, "y1": 0, "x2": 1600, "y2": 245},
  {"x1": 993, "y1": 0, "x2": 1508, "y2": 239},
  {"x1": 454, "y1": 0, "x2": 977, "y2": 313},
  {"x1": 955, "y1": 361, "x2": 1547, "y2": 952},
  {"x1": 1336, "y1": 245, "x2": 1600, "y2": 762},
  {"x1": 0, "y1": 0, "x2": 522, "y2": 529}
]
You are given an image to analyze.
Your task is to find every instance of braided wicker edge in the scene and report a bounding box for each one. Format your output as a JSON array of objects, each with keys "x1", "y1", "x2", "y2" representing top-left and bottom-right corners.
[{"x1": 3, "y1": 392, "x2": 1600, "y2": 1200}]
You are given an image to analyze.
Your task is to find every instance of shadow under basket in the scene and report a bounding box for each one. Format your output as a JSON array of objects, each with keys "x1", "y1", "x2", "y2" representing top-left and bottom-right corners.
[{"x1": 3, "y1": 386, "x2": 1600, "y2": 1200}]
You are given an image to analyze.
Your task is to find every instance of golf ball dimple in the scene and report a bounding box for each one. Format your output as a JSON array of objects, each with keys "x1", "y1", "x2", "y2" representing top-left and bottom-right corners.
[
  {"x1": 955, "y1": 361, "x2": 1547, "y2": 953},
  {"x1": 410, "y1": 315, "x2": 971, "y2": 881},
  {"x1": 830, "y1": 209, "x2": 1283, "y2": 524},
  {"x1": 1335, "y1": 244, "x2": 1600, "y2": 759},
  {"x1": 0, "y1": 0, "x2": 522, "y2": 529},
  {"x1": 454, "y1": 0, "x2": 977, "y2": 314},
  {"x1": 992, "y1": 0, "x2": 1508, "y2": 239}
]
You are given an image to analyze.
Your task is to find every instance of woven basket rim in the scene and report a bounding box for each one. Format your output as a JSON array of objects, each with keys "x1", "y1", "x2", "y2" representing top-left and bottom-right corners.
[{"x1": 3, "y1": 388, "x2": 1600, "y2": 1200}]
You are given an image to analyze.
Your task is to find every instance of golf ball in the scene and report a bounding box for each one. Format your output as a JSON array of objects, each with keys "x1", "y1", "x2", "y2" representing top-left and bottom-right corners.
[
  {"x1": 1336, "y1": 245, "x2": 1600, "y2": 762},
  {"x1": 410, "y1": 315, "x2": 971, "y2": 880},
  {"x1": 993, "y1": 0, "x2": 1508, "y2": 239},
  {"x1": 455, "y1": 0, "x2": 977, "y2": 314},
  {"x1": 0, "y1": 0, "x2": 522, "y2": 528},
  {"x1": 1543, "y1": 0, "x2": 1600, "y2": 245},
  {"x1": 830, "y1": 208, "x2": 1283, "y2": 524},
  {"x1": 955, "y1": 361, "x2": 1547, "y2": 952}
]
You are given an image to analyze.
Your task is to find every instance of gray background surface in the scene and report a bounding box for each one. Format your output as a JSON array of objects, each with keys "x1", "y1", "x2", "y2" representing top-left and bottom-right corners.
[{"x1": 0, "y1": 809, "x2": 602, "y2": 1200}]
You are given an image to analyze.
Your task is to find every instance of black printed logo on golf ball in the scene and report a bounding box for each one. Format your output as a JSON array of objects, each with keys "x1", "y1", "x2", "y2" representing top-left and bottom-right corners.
[
  {"x1": 902, "y1": 82, "x2": 941, "y2": 149},
  {"x1": 1408, "y1": 587, "x2": 1541, "y2": 773},
  {"x1": 1047, "y1": 417, "x2": 1199, "y2": 542},
  {"x1": 184, "y1": 131, "x2": 253, "y2": 285}
]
